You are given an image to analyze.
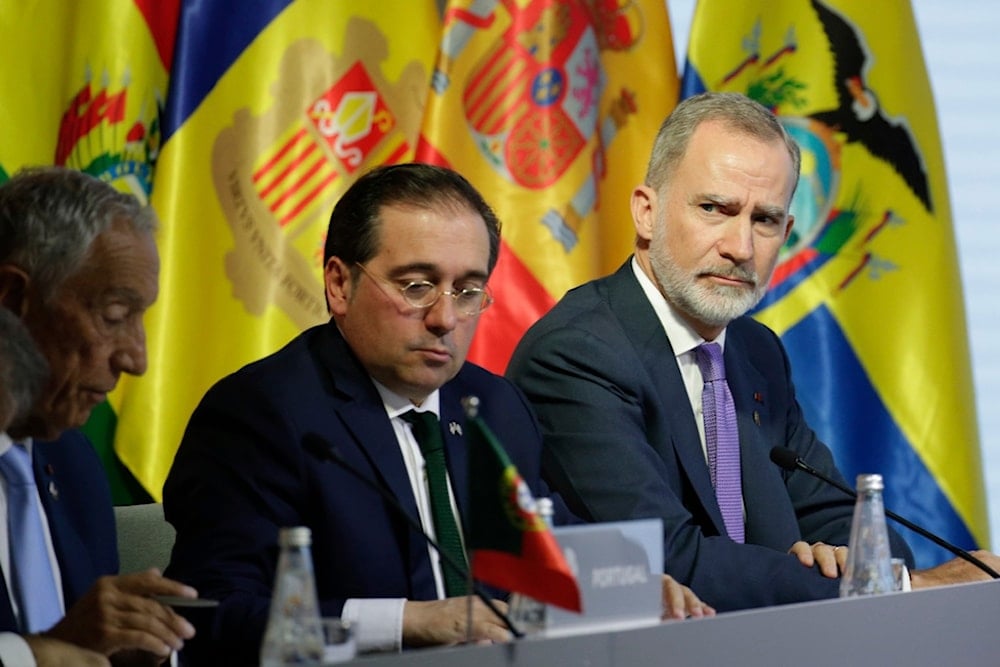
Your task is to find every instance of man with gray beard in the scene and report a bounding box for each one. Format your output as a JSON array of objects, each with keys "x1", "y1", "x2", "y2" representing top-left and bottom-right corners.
[{"x1": 507, "y1": 92, "x2": 1000, "y2": 611}]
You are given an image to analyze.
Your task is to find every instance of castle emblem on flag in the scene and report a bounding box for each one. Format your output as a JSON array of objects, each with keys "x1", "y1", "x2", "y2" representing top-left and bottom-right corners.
[{"x1": 434, "y1": 0, "x2": 645, "y2": 251}]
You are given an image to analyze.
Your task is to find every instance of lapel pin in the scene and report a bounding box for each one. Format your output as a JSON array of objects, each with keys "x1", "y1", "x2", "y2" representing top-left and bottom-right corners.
[
  {"x1": 753, "y1": 391, "x2": 764, "y2": 404},
  {"x1": 753, "y1": 410, "x2": 761, "y2": 426},
  {"x1": 45, "y1": 463, "x2": 55, "y2": 475},
  {"x1": 48, "y1": 481, "x2": 59, "y2": 500},
  {"x1": 448, "y1": 421, "x2": 462, "y2": 436}
]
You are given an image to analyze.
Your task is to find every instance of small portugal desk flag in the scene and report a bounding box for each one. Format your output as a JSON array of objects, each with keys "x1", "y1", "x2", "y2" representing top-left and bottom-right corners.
[{"x1": 463, "y1": 396, "x2": 581, "y2": 613}]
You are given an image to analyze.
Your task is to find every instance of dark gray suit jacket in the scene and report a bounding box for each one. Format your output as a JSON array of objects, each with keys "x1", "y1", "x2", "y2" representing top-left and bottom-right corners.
[{"x1": 508, "y1": 261, "x2": 912, "y2": 611}]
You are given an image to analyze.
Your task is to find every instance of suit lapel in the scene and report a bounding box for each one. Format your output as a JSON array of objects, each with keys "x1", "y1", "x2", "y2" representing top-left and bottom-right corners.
[
  {"x1": 313, "y1": 325, "x2": 423, "y2": 532},
  {"x1": 31, "y1": 445, "x2": 90, "y2": 608},
  {"x1": 605, "y1": 264, "x2": 724, "y2": 532},
  {"x1": 313, "y1": 324, "x2": 439, "y2": 597},
  {"x1": 438, "y1": 383, "x2": 470, "y2": 522},
  {"x1": 725, "y1": 328, "x2": 793, "y2": 547}
]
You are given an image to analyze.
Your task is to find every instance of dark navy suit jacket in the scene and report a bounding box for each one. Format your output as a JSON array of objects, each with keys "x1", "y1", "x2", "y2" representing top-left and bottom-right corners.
[
  {"x1": 164, "y1": 322, "x2": 550, "y2": 665},
  {"x1": 0, "y1": 430, "x2": 118, "y2": 632},
  {"x1": 507, "y1": 261, "x2": 913, "y2": 612}
]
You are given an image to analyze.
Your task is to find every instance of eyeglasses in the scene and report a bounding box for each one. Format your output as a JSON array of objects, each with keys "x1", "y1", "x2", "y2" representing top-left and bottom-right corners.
[{"x1": 356, "y1": 263, "x2": 493, "y2": 317}]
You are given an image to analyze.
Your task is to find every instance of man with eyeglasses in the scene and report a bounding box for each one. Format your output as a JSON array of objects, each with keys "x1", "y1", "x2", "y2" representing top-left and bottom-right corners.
[{"x1": 164, "y1": 164, "x2": 622, "y2": 664}]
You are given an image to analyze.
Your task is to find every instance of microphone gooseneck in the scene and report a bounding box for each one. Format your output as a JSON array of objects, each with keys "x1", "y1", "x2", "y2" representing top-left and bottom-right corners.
[
  {"x1": 769, "y1": 447, "x2": 1000, "y2": 579},
  {"x1": 301, "y1": 433, "x2": 524, "y2": 638}
]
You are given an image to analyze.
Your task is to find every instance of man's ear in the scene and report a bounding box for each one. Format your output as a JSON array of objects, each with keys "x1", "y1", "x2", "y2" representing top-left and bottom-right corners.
[
  {"x1": 0, "y1": 264, "x2": 30, "y2": 317},
  {"x1": 324, "y1": 256, "x2": 352, "y2": 316},
  {"x1": 631, "y1": 185, "x2": 658, "y2": 243}
]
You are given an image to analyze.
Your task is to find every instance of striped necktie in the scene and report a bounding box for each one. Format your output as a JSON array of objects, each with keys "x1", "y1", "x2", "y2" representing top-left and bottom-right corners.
[{"x1": 695, "y1": 343, "x2": 745, "y2": 543}]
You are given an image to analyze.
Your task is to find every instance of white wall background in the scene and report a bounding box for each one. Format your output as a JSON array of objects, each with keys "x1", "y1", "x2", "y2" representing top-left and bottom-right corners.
[{"x1": 667, "y1": 0, "x2": 1000, "y2": 550}]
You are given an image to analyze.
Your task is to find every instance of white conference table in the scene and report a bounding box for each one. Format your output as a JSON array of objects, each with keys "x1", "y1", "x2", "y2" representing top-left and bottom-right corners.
[{"x1": 346, "y1": 579, "x2": 1000, "y2": 666}]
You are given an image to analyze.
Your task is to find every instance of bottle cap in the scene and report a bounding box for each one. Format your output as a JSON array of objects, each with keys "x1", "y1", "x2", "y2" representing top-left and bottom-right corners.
[
  {"x1": 278, "y1": 526, "x2": 312, "y2": 547},
  {"x1": 537, "y1": 497, "x2": 554, "y2": 517},
  {"x1": 855, "y1": 473, "x2": 884, "y2": 492}
]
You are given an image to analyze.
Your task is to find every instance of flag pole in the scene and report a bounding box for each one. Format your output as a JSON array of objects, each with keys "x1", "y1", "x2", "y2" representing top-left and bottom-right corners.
[{"x1": 464, "y1": 395, "x2": 480, "y2": 644}]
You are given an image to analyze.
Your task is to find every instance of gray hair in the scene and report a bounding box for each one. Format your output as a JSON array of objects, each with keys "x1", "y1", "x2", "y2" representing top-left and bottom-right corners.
[
  {"x1": 0, "y1": 166, "x2": 157, "y2": 301},
  {"x1": 645, "y1": 92, "x2": 801, "y2": 193},
  {"x1": 0, "y1": 306, "x2": 48, "y2": 428}
]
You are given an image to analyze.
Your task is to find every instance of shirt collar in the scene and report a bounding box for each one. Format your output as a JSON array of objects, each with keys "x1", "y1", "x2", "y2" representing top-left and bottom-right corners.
[
  {"x1": 630, "y1": 255, "x2": 727, "y2": 356},
  {"x1": 372, "y1": 380, "x2": 442, "y2": 421},
  {"x1": 0, "y1": 432, "x2": 32, "y2": 458}
]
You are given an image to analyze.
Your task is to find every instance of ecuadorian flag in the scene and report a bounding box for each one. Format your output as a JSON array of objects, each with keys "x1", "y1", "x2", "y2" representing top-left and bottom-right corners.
[
  {"x1": 113, "y1": 1, "x2": 440, "y2": 498},
  {"x1": 418, "y1": 0, "x2": 679, "y2": 372},
  {"x1": 682, "y1": 0, "x2": 985, "y2": 567}
]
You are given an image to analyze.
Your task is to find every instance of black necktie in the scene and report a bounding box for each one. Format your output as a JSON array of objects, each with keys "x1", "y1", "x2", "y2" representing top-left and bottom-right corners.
[{"x1": 401, "y1": 410, "x2": 468, "y2": 596}]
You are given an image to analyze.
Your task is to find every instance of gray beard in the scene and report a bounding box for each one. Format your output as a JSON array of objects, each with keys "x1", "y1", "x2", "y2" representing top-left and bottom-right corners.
[{"x1": 648, "y1": 228, "x2": 768, "y2": 329}]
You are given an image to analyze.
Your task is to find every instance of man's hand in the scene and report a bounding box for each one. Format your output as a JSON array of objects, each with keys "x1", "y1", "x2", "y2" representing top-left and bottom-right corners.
[
  {"x1": 402, "y1": 597, "x2": 512, "y2": 647},
  {"x1": 25, "y1": 635, "x2": 110, "y2": 667},
  {"x1": 660, "y1": 574, "x2": 715, "y2": 621},
  {"x1": 788, "y1": 540, "x2": 847, "y2": 578},
  {"x1": 43, "y1": 569, "x2": 197, "y2": 663},
  {"x1": 910, "y1": 550, "x2": 1000, "y2": 589}
]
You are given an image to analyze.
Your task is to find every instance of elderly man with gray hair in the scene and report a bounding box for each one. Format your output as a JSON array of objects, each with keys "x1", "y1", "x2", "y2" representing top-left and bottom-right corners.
[{"x1": 0, "y1": 167, "x2": 196, "y2": 667}]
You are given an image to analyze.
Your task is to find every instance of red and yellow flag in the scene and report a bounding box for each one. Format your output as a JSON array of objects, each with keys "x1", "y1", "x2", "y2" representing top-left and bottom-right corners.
[
  {"x1": 113, "y1": 0, "x2": 440, "y2": 498},
  {"x1": 419, "y1": 0, "x2": 679, "y2": 372}
]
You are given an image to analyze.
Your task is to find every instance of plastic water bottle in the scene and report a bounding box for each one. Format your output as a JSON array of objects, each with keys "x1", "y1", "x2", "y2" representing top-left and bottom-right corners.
[
  {"x1": 260, "y1": 526, "x2": 325, "y2": 666},
  {"x1": 508, "y1": 498, "x2": 554, "y2": 635},
  {"x1": 839, "y1": 474, "x2": 895, "y2": 597}
]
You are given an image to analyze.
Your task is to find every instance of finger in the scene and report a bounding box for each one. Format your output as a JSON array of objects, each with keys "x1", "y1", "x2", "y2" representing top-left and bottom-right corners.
[
  {"x1": 105, "y1": 600, "x2": 196, "y2": 653},
  {"x1": 788, "y1": 540, "x2": 815, "y2": 567},
  {"x1": 834, "y1": 545, "x2": 849, "y2": 573},
  {"x1": 114, "y1": 570, "x2": 199, "y2": 599},
  {"x1": 683, "y1": 587, "x2": 713, "y2": 619},
  {"x1": 661, "y1": 576, "x2": 687, "y2": 620},
  {"x1": 813, "y1": 544, "x2": 840, "y2": 578},
  {"x1": 473, "y1": 599, "x2": 513, "y2": 642}
]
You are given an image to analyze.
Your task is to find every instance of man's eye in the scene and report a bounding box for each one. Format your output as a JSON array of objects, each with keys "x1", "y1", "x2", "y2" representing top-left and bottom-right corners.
[
  {"x1": 402, "y1": 283, "x2": 435, "y2": 299},
  {"x1": 102, "y1": 304, "x2": 129, "y2": 324}
]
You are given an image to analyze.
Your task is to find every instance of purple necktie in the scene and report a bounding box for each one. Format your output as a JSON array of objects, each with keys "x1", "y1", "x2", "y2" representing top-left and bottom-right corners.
[{"x1": 695, "y1": 343, "x2": 745, "y2": 543}]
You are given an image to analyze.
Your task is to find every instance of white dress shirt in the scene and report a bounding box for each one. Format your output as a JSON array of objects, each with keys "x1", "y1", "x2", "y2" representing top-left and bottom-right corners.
[
  {"x1": 630, "y1": 258, "x2": 728, "y2": 461},
  {"x1": 339, "y1": 383, "x2": 464, "y2": 653}
]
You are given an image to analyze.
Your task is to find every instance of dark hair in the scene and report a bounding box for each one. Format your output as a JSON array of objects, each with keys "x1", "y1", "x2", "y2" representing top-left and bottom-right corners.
[
  {"x1": 323, "y1": 163, "x2": 501, "y2": 274},
  {"x1": 645, "y1": 92, "x2": 801, "y2": 193},
  {"x1": 0, "y1": 166, "x2": 157, "y2": 301},
  {"x1": 0, "y1": 307, "x2": 48, "y2": 427}
]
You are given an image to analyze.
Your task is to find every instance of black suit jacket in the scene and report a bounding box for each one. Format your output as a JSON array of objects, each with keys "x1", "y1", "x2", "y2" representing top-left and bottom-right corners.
[
  {"x1": 164, "y1": 322, "x2": 549, "y2": 665},
  {"x1": 507, "y1": 261, "x2": 912, "y2": 611},
  {"x1": 0, "y1": 430, "x2": 118, "y2": 632}
]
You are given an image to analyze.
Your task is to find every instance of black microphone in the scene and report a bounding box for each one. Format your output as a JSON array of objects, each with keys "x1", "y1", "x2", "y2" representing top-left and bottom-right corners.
[
  {"x1": 301, "y1": 433, "x2": 524, "y2": 638},
  {"x1": 769, "y1": 447, "x2": 1000, "y2": 579}
]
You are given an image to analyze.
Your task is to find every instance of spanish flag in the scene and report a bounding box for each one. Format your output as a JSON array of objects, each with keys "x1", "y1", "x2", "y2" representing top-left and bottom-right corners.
[
  {"x1": 0, "y1": 0, "x2": 177, "y2": 503},
  {"x1": 418, "y1": 0, "x2": 679, "y2": 373},
  {"x1": 113, "y1": 0, "x2": 440, "y2": 498},
  {"x1": 682, "y1": 0, "x2": 985, "y2": 567}
]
